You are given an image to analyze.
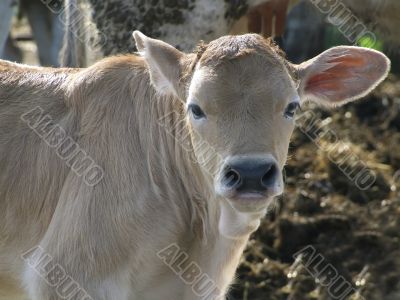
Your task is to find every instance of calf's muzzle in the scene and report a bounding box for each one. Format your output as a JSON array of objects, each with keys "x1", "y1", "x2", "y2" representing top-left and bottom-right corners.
[{"x1": 220, "y1": 156, "x2": 279, "y2": 198}]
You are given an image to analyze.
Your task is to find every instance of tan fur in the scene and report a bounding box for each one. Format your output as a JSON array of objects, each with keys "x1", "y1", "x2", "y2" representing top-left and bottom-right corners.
[
  {"x1": 0, "y1": 55, "x2": 213, "y2": 299},
  {"x1": 0, "y1": 33, "x2": 389, "y2": 300}
]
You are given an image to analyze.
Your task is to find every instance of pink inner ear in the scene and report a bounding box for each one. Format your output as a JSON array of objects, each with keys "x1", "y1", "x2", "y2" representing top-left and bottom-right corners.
[
  {"x1": 303, "y1": 52, "x2": 385, "y2": 103},
  {"x1": 329, "y1": 55, "x2": 366, "y2": 67}
]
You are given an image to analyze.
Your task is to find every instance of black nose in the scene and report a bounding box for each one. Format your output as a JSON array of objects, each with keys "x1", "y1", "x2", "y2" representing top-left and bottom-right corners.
[{"x1": 222, "y1": 157, "x2": 279, "y2": 193}]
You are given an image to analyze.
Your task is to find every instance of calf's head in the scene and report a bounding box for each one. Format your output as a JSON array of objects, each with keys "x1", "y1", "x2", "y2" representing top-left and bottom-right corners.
[{"x1": 133, "y1": 31, "x2": 390, "y2": 213}]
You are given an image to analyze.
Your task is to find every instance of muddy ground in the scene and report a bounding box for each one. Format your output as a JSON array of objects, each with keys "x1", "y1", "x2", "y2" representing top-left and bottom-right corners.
[{"x1": 230, "y1": 76, "x2": 400, "y2": 300}]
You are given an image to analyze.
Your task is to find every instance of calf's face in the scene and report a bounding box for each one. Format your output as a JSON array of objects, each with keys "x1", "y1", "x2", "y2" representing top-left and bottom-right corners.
[
  {"x1": 186, "y1": 53, "x2": 297, "y2": 211},
  {"x1": 133, "y1": 31, "x2": 390, "y2": 213}
]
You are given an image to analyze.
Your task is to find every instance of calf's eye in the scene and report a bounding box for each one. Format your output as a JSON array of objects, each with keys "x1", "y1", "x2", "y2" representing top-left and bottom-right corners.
[
  {"x1": 284, "y1": 102, "x2": 300, "y2": 120},
  {"x1": 188, "y1": 104, "x2": 206, "y2": 120}
]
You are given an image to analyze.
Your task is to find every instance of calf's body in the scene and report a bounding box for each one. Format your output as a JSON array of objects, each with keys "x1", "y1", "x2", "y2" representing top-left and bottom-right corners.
[
  {"x1": 0, "y1": 32, "x2": 390, "y2": 300},
  {"x1": 0, "y1": 56, "x2": 249, "y2": 300}
]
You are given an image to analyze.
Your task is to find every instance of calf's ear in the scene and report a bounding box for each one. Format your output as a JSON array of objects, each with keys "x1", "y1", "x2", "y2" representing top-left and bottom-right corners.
[
  {"x1": 296, "y1": 46, "x2": 390, "y2": 106},
  {"x1": 133, "y1": 31, "x2": 186, "y2": 98}
]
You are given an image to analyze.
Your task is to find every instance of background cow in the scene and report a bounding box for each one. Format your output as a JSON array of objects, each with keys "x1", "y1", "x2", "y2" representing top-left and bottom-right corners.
[
  {"x1": 3, "y1": 0, "x2": 397, "y2": 68},
  {"x1": 61, "y1": 0, "x2": 400, "y2": 67}
]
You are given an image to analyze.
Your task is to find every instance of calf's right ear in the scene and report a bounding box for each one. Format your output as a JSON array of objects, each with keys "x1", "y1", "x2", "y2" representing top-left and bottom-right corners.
[
  {"x1": 133, "y1": 31, "x2": 186, "y2": 98},
  {"x1": 295, "y1": 46, "x2": 390, "y2": 106}
]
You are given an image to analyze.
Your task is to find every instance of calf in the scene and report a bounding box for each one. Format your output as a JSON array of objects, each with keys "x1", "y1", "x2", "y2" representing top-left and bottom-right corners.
[{"x1": 0, "y1": 32, "x2": 390, "y2": 299}]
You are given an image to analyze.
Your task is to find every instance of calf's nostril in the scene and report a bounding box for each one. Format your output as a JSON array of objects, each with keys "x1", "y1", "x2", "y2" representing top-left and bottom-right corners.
[
  {"x1": 261, "y1": 164, "x2": 277, "y2": 188},
  {"x1": 223, "y1": 169, "x2": 241, "y2": 188}
]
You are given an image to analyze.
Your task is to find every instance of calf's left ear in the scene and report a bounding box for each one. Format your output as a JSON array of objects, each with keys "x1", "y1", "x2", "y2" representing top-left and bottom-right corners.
[
  {"x1": 296, "y1": 46, "x2": 390, "y2": 106},
  {"x1": 133, "y1": 31, "x2": 186, "y2": 98}
]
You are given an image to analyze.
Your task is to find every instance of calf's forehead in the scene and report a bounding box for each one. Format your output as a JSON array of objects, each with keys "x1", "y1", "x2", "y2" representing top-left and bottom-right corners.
[{"x1": 189, "y1": 55, "x2": 297, "y2": 109}]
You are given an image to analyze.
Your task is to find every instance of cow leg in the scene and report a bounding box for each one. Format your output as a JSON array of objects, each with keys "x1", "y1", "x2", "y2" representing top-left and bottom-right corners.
[
  {"x1": 247, "y1": 8, "x2": 262, "y2": 34},
  {"x1": 2, "y1": 35, "x2": 22, "y2": 62},
  {"x1": 22, "y1": 0, "x2": 55, "y2": 66},
  {"x1": 20, "y1": 193, "x2": 132, "y2": 300},
  {"x1": 0, "y1": 0, "x2": 17, "y2": 57},
  {"x1": 283, "y1": 0, "x2": 325, "y2": 63},
  {"x1": 50, "y1": 12, "x2": 64, "y2": 67},
  {"x1": 22, "y1": 248, "x2": 131, "y2": 300},
  {"x1": 247, "y1": 0, "x2": 289, "y2": 38}
]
